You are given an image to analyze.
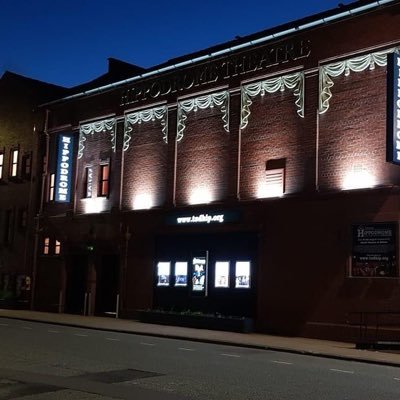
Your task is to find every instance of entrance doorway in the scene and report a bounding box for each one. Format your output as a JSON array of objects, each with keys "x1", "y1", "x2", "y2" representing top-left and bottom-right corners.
[
  {"x1": 65, "y1": 255, "x2": 87, "y2": 314},
  {"x1": 95, "y1": 254, "x2": 119, "y2": 316}
]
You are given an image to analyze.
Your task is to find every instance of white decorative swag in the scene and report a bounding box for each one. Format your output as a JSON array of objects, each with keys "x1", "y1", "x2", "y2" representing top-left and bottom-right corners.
[
  {"x1": 78, "y1": 118, "x2": 116, "y2": 159},
  {"x1": 176, "y1": 91, "x2": 230, "y2": 142},
  {"x1": 240, "y1": 72, "x2": 305, "y2": 130},
  {"x1": 123, "y1": 106, "x2": 168, "y2": 152},
  {"x1": 319, "y1": 48, "x2": 397, "y2": 114}
]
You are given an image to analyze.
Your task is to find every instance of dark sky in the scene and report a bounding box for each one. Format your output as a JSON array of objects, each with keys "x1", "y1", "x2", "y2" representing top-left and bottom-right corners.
[{"x1": 0, "y1": 0, "x2": 348, "y2": 88}]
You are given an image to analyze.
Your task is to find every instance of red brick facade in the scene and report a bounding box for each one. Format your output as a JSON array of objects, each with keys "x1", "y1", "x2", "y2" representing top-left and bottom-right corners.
[{"x1": 30, "y1": 1, "x2": 400, "y2": 340}]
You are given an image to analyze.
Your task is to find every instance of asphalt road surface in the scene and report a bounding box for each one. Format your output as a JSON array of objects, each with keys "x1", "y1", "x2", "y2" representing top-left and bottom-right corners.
[{"x1": 0, "y1": 317, "x2": 400, "y2": 400}]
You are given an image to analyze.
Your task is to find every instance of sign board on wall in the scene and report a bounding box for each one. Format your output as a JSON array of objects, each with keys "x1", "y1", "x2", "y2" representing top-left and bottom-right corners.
[
  {"x1": 352, "y1": 223, "x2": 397, "y2": 277},
  {"x1": 55, "y1": 134, "x2": 74, "y2": 203},
  {"x1": 386, "y1": 52, "x2": 400, "y2": 165},
  {"x1": 166, "y1": 210, "x2": 241, "y2": 225}
]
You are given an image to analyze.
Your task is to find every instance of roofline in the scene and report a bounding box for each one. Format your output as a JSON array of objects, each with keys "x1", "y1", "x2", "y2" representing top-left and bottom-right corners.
[{"x1": 40, "y1": 0, "x2": 395, "y2": 108}]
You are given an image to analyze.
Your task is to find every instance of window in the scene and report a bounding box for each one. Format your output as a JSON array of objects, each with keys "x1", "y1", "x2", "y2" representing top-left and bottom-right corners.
[
  {"x1": 0, "y1": 152, "x2": 4, "y2": 180},
  {"x1": 265, "y1": 158, "x2": 286, "y2": 197},
  {"x1": 21, "y1": 152, "x2": 32, "y2": 180},
  {"x1": 9, "y1": 148, "x2": 19, "y2": 178},
  {"x1": 4, "y1": 209, "x2": 14, "y2": 245},
  {"x1": 84, "y1": 166, "x2": 93, "y2": 198},
  {"x1": 99, "y1": 163, "x2": 110, "y2": 197},
  {"x1": 49, "y1": 173, "x2": 55, "y2": 201},
  {"x1": 55, "y1": 240, "x2": 61, "y2": 255},
  {"x1": 43, "y1": 237, "x2": 50, "y2": 255},
  {"x1": 18, "y1": 208, "x2": 27, "y2": 231}
]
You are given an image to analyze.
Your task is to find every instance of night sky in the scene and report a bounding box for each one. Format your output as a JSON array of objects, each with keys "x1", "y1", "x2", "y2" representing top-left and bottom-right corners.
[{"x1": 1, "y1": 0, "x2": 349, "y2": 88}]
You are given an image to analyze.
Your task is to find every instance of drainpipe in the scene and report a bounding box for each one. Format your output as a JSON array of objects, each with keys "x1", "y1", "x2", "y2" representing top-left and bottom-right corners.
[
  {"x1": 315, "y1": 106, "x2": 320, "y2": 192},
  {"x1": 31, "y1": 108, "x2": 50, "y2": 310},
  {"x1": 237, "y1": 126, "x2": 242, "y2": 200}
]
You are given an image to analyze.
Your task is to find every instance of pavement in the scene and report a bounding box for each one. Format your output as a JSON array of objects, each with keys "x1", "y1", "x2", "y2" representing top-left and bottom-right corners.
[{"x1": 0, "y1": 308, "x2": 399, "y2": 368}]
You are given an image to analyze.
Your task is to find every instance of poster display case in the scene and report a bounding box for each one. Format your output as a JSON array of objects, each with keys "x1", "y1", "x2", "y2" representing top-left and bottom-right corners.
[
  {"x1": 157, "y1": 262, "x2": 171, "y2": 286},
  {"x1": 192, "y1": 252, "x2": 208, "y2": 294},
  {"x1": 215, "y1": 261, "x2": 230, "y2": 288},
  {"x1": 174, "y1": 262, "x2": 188, "y2": 286},
  {"x1": 235, "y1": 261, "x2": 251, "y2": 288}
]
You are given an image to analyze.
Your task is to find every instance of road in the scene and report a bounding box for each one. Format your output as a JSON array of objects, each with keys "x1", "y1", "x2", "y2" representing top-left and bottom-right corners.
[{"x1": 0, "y1": 317, "x2": 400, "y2": 399}]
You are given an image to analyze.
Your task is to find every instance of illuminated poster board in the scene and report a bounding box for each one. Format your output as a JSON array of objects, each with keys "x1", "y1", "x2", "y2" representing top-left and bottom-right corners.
[
  {"x1": 386, "y1": 52, "x2": 400, "y2": 165},
  {"x1": 157, "y1": 262, "x2": 170, "y2": 286},
  {"x1": 235, "y1": 261, "x2": 251, "y2": 288},
  {"x1": 192, "y1": 252, "x2": 208, "y2": 294},
  {"x1": 55, "y1": 134, "x2": 74, "y2": 202},
  {"x1": 174, "y1": 262, "x2": 188, "y2": 286},
  {"x1": 352, "y1": 223, "x2": 397, "y2": 277},
  {"x1": 215, "y1": 261, "x2": 230, "y2": 288}
]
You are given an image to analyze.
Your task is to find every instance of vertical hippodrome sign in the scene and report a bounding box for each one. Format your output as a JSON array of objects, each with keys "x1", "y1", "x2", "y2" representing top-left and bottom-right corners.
[
  {"x1": 386, "y1": 52, "x2": 400, "y2": 165},
  {"x1": 55, "y1": 135, "x2": 74, "y2": 202}
]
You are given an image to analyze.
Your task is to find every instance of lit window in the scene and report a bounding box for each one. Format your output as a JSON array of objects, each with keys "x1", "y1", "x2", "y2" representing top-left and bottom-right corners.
[
  {"x1": 99, "y1": 163, "x2": 110, "y2": 197},
  {"x1": 10, "y1": 149, "x2": 19, "y2": 177},
  {"x1": 0, "y1": 152, "x2": 4, "y2": 180},
  {"x1": 84, "y1": 166, "x2": 93, "y2": 198},
  {"x1": 44, "y1": 237, "x2": 50, "y2": 255},
  {"x1": 55, "y1": 240, "x2": 61, "y2": 255},
  {"x1": 49, "y1": 173, "x2": 55, "y2": 201}
]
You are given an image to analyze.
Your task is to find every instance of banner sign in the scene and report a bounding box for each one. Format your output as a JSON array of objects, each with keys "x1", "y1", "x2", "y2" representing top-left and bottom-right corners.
[
  {"x1": 352, "y1": 223, "x2": 397, "y2": 277},
  {"x1": 55, "y1": 134, "x2": 74, "y2": 203},
  {"x1": 386, "y1": 52, "x2": 400, "y2": 165}
]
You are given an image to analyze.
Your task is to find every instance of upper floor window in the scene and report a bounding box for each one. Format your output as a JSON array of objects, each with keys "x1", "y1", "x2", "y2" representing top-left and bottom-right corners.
[
  {"x1": 99, "y1": 163, "x2": 110, "y2": 197},
  {"x1": 9, "y1": 148, "x2": 19, "y2": 178},
  {"x1": 0, "y1": 152, "x2": 4, "y2": 180},
  {"x1": 84, "y1": 166, "x2": 93, "y2": 198},
  {"x1": 49, "y1": 173, "x2": 55, "y2": 201},
  {"x1": 22, "y1": 152, "x2": 32, "y2": 180},
  {"x1": 18, "y1": 208, "x2": 27, "y2": 231},
  {"x1": 43, "y1": 237, "x2": 50, "y2": 255},
  {"x1": 55, "y1": 240, "x2": 61, "y2": 255},
  {"x1": 265, "y1": 158, "x2": 286, "y2": 198},
  {"x1": 4, "y1": 209, "x2": 14, "y2": 245}
]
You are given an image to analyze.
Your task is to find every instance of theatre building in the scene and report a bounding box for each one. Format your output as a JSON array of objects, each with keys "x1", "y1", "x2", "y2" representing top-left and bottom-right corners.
[{"x1": 34, "y1": 0, "x2": 400, "y2": 340}]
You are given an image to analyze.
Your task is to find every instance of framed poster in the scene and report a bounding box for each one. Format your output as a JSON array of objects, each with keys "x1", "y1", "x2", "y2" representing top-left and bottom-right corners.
[
  {"x1": 215, "y1": 261, "x2": 230, "y2": 288},
  {"x1": 192, "y1": 252, "x2": 208, "y2": 295},
  {"x1": 351, "y1": 223, "x2": 397, "y2": 277},
  {"x1": 174, "y1": 262, "x2": 188, "y2": 287},
  {"x1": 157, "y1": 262, "x2": 171, "y2": 286},
  {"x1": 235, "y1": 261, "x2": 251, "y2": 288}
]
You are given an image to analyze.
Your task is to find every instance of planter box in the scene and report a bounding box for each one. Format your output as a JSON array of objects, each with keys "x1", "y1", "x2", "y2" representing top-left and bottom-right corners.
[{"x1": 137, "y1": 310, "x2": 254, "y2": 333}]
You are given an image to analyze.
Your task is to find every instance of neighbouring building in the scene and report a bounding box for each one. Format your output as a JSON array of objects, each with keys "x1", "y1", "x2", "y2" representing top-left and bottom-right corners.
[
  {"x1": 0, "y1": 71, "x2": 66, "y2": 307},
  {"x1": 29, "y1": 0, "x2": 400, "y2": 340}
]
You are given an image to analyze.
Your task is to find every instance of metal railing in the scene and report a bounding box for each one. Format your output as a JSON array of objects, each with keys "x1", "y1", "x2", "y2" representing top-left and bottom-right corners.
[{"x1": 347, "y1": 311, "x2": 400, "y2": 346}]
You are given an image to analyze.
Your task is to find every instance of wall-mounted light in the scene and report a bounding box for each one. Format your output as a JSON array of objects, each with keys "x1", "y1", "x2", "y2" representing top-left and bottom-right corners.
[
  {"x1": 133, "y1": 193, "x2": 153, "y2": 210},
  {"x1": 342, "y1": 165, "x2": 376, "y2": 190},
  {"x1": 189, "y1": 187, "x2": 212, "y2": 205},
  {"x1": 83, "y1": 197, "x2": 107, "y2": 214}
]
